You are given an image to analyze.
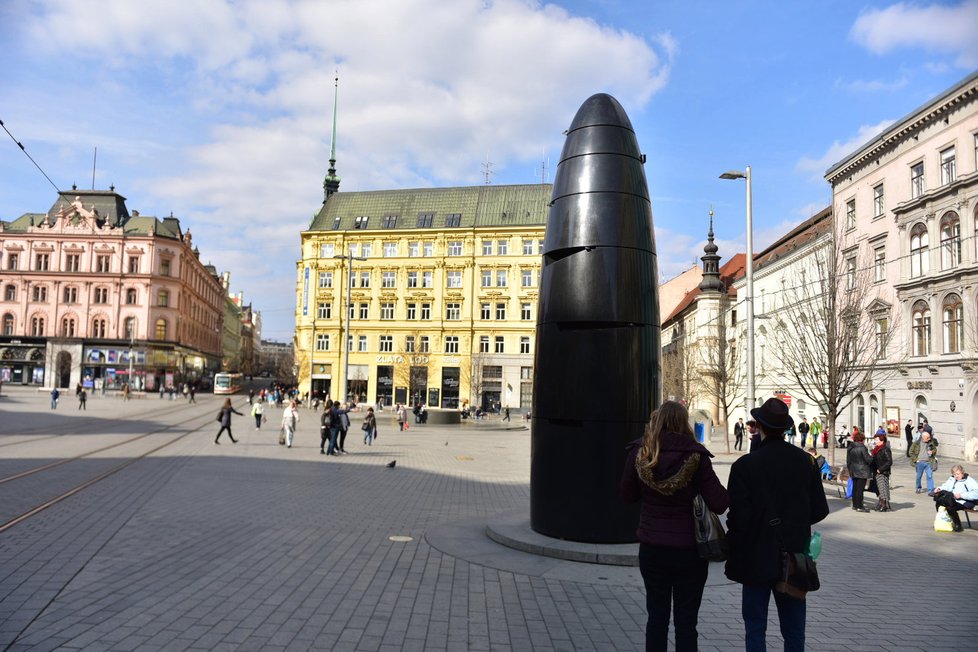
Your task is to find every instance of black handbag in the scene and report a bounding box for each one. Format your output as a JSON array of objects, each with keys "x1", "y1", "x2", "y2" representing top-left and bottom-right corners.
[{"x1": 692, "y1": 494, "x2": 728, "y2": 562}]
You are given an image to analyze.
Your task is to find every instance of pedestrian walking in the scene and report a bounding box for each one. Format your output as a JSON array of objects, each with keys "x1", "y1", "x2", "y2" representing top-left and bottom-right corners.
[
  {"x1": 725, "y1": 397, "x2": 829, "y2": 652},
  {"x1": 810, "y1": 417, "x2": 822, "y2": 449},
  {"x1": 363, "y1": 407, "x2": 377, "y2": 445},
  {"x1": 397, "y1": 404, "x2": 405, "y2": 431},
  {"x1": 188, "y1": 384, "x2": 196, "y2": 403},
  {"x1": 620, "y1": 401, "x2": 730, "y2": 652},
  {"x1": 870, "y1": 432, "x2": 892, "y2": 512},
  {"x1": 324, "y1": 400, "x2": 349, "y2": 456},
  {"x1": 251, "y1": 399, "x2": 265, "y2": 430},
  {"x1": 281, "y1": 400, "x2": 299, "y2": 448},
  {"x1": 78, "y1": 388, "x2": 87, "y2": 410},
  {"x1": 248, "y1": 388, "x2": 255, "y2": 405},
  {"x1": 909, "y1": 431, "x2": 939, "y2": 494},
  {"x1": 798, "y1": 418, "x2": 810, "y2": 448},
  {"x1": 320, "y1": 400, "x2": 333, "y2": 454},
  {"x1": 122, "y1": 383, "x2": 131, "y2": 401},
  {"x1": 50, "y1": 387, "x2": 59, "y2": 409},
  {"x1": 733, "y1": 418, "x2": 745, "y2": 451},
  {"x1": 904, "y1": 419, "x2": 914, "y2": 457},
  {"x1": 503, "y1": 406, "x2": 511, "y2": 422},
  {"x1": 337, "y1": 406, "x2": 350, "y2": 453},
  {"x1": 215, "y1": 398, "x2": 243, "y2": 444},
  {"x1": 784, "y1": 423, "x2": 796, "y2": 446},
  {"x1": 846, "y1": 430, "x2": 873, "y2": 512}
]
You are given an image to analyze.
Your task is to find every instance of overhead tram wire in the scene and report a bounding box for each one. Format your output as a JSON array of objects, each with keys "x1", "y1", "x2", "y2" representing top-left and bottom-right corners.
[{"x1": 1, "y1": 118, "x2": 61, "y2": 195}]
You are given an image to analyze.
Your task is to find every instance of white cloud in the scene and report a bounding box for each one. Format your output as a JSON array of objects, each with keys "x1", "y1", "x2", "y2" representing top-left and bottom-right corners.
[
  {"x1": 795, "y1": 119, "x2": 893, "y2": 181},
  {"x1": 850, "y1": 0, "x2": 978, "y2": 68},
  {"x1": 17, "y1": 0, "x2": 675, "y2": 339},
  {"x1": 836, "y1": 76, "x2": 909, "y2": 93}
]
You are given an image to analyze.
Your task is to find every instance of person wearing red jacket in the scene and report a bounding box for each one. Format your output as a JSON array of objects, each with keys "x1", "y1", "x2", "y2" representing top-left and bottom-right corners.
[{"x1": 620, "y1": 401, "x2": 730, "y2": 652}]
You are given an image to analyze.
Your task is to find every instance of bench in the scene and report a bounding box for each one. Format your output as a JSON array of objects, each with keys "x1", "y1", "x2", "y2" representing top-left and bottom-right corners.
[
  {"x1": 821, "y1": 465, "x2": 850, "y2": 498},
  {"x1": 958, "y1": 506, "x2": 978, "y2": 529}
]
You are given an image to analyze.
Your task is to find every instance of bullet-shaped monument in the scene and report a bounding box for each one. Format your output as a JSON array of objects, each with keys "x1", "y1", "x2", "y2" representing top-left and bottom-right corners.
[{"x1": 531, "y1": 94, "x2": 660, "y2": 543}]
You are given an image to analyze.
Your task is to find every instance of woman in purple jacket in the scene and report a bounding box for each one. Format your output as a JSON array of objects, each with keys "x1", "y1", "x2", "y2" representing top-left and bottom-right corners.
[{"x1": 621, "y1": 401, "x2": 730, "y2": 652}]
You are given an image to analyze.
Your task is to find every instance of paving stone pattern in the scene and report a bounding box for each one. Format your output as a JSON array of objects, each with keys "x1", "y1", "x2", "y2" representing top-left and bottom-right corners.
[{"x1": 0, "y1": 387, "x2": 975, "y2": 651}]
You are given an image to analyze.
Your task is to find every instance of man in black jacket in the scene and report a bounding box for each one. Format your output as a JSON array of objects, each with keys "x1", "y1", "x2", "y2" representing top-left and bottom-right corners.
[{"x1": 725, "y1": 398, "x2": 829, "y2": 652}]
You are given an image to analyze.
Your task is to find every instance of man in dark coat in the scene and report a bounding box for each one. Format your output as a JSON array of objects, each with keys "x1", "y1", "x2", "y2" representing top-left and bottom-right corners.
[
  {"x1": 904, "y1": 420, "x2": 914, "y2": 457},
  {"x1": 725, "y1": 397, "x2": 829, "y2": 652}
]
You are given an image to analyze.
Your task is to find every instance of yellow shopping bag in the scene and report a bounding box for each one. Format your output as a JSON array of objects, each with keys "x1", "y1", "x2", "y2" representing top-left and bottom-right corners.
[{"x1": 934, "y1": 506, "x2": 954, "y2": 532}]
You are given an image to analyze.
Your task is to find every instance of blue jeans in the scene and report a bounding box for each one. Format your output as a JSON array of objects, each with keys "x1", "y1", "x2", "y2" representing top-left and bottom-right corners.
[
  {"x1": 327, "y1": 427, "x2": 340, "y2": 454},
  {"x1": 743, "y1": 583, "x2": 806, "y2": 652},
  {"x1": 915, "y1": 461, "x2": 934, "y2": 491}
]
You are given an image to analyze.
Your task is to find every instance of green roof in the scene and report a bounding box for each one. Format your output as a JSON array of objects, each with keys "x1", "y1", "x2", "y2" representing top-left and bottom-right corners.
[
  {"x1": 2, "y1": 189, "x2": 185, "y2": 240},
  {"x1": 308, "y1": 184, "x2": 553, "y2": 232},
  {"x1": 47, "y1": 190, "x2": 131, "y2": 226}
]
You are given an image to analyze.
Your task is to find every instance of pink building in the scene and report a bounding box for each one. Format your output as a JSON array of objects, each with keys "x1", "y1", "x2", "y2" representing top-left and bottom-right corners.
[{"x1": 0, "y1": 189, "x2": 224, "y2": 391}]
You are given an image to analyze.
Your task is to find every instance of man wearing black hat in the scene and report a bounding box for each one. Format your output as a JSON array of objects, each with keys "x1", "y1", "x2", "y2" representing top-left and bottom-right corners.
[{"x1": 724, "y1": 397, "x2": 829, "y2": 651}]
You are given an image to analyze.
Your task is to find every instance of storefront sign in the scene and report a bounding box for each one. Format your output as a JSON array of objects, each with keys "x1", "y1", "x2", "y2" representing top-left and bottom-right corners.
[{"x1": 907, "y1": 381, "x2": 932, "y2": 390}]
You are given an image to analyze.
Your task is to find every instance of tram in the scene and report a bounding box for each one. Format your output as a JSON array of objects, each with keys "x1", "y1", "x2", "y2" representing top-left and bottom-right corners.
[{"x1": 213, "y1": 372, "x2": 243, "y2": 395}]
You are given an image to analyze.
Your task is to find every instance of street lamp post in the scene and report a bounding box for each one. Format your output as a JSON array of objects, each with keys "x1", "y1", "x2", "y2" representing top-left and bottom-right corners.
[
  {"x1": 720, "y1": 166, "x2": 754, "y2": 416},
  {"x1": 334, "y1": 253, "x2": 367, "y2": 403}
]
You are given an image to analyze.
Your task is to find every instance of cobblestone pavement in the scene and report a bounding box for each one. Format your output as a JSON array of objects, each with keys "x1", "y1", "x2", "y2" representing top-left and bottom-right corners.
[{"x1": 0, "y1": 386, "x2": 975, "y2": 651}]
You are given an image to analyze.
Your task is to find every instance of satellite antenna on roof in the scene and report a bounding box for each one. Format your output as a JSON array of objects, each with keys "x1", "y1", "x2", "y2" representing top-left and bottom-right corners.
[{"x1": 482, "y1": 153, "x2": 494, "y2": 185}]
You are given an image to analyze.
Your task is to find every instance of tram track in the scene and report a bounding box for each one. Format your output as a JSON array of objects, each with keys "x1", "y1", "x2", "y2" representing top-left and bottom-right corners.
[
  {"x1": 0, "y1": 410, "x2": 219, "y2": 535},
  {"x1": 0, "y1": 398, "x2": 211, "y2": 447},
  {"x1": 0, "y1": 409, "x2": 209, "y2": 486}
]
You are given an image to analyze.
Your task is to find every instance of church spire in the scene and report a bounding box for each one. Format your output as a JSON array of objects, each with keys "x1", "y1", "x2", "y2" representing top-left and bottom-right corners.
[
  {"x1": 323, "y1": 73, "x2": 341, "y2": 203},
  {"x1": 699, "y1": 208, "x2": 725, "y2": 292}
]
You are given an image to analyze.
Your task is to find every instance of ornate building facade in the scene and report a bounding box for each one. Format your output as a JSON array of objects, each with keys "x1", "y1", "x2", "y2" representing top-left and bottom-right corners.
[
  {"x1": 296, "y1": 184, "x2": 550, "y2": 410},
  {"x1": 825, "y1": 71, "x2": 978, "y2": 458},
  {"x1": 0, "y1": 189, "x2": 224, "y2": 391}
]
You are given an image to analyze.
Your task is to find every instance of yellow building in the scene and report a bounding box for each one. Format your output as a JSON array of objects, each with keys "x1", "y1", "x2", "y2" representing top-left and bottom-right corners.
[{"x1": 296, "y1": 184, "x2": 551, "y2": 412}]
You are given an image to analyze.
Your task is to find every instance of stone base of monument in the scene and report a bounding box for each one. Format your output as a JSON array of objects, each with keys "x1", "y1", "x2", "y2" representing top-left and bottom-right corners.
[
  {"x1": 425, "y1": 409, "x2": 461, "y2": 425},
  {"x1": 485, "y1": 512, "x2": 637, "y2": 566}
]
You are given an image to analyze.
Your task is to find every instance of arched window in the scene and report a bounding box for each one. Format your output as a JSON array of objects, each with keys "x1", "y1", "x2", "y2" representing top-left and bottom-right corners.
[
  {"x1": 126, "y1": 288, "x2": 138, "y2": 305},
  {"x1": 3, "y1": 285, "x2": 15, "y2": 302},
  {"x1": 912, "y1": 300, "x2": 931, "y2": 356},
  {"x1": 124, "y1": 317, "x2": 136, "y2": 339},
  {"x1": 910, "y1": 223, "x2": 929, "y2": 278},
  {"x1": 155, "y1": 318, "x2": 167, "y2": 340},
  {"x1": 92, "y1": 318, "x2": 107, "y2": 338},
  {"x1": 30, "y1": 316, "x2": 44, "y2": 336},
  {"x1": 940, "y1": 212, "x2": 961, "y2": 270},
  {"x1": 62, "y1": 317, "x2": 76, "y2": 337},
  {"x1": 943, "y1": 293, "x2": 963, "y2": 353},
  {"x1": 2, "y1": 313, "x2": 14, "y2": 335}
]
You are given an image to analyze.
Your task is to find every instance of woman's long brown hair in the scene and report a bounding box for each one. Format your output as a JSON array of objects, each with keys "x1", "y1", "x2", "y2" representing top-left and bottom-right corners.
[{"x1": 636, "y1": 401, "x2": 695, "y2": 469}]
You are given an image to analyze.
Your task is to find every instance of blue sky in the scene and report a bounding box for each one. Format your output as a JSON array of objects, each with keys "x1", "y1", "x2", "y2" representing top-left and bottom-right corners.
[{"x1": 2, "y1": 0, "x2": 976, "y2": 341}]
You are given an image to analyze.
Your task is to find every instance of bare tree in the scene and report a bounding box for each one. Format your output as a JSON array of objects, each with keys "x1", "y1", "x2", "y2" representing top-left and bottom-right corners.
[
  {"x1": 662, "y1": 323, "x2": 701, "y2": 408},
  {"x1": 468, "y1": 347, "x2": 488, "y2": 411},
  {"x1": 397, "y1": 331, "x2": 436, "y2": 406},
  {"x1": 700, "y1": 311, "x2": 744, "y2": 453},
  {"x1": 772, "y1": 235, "x2": 903, "y2": 466}
]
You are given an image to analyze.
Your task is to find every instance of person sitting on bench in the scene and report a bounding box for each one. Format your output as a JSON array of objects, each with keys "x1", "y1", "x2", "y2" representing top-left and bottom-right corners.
[
  {"x1": 807, "y1": 447, "x2": 832, "y2": 479},
  {"x1": 932, "y1": 465, "x2": 978, "y2": 532}
]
